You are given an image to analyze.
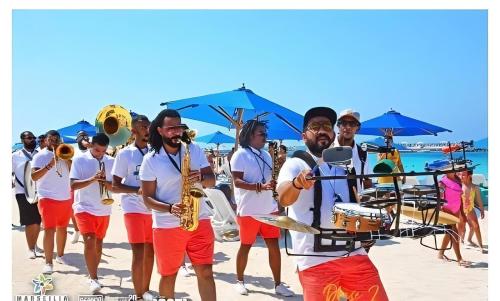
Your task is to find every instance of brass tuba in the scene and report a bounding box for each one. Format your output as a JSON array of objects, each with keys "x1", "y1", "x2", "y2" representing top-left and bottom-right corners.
[
  {"x1": 95, "y1": 104, "x2": 132, "y2": 147},
  {"x1": 179, "y1": 129, "x2": 206, "y2": 231}
]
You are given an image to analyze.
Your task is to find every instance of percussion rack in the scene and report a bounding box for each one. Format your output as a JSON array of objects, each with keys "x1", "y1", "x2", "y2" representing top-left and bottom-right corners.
[{"x1": 285, "y1": 166, "x2": 471, "y2": 258}]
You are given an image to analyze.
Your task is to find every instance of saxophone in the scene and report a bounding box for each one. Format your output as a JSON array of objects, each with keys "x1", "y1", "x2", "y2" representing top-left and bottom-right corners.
[
  {"x1": 269, "y1": 141, "x2": 280, "y2": 201},
  {"x1": 179, "y1": 129, "x2": 206, "y2": 231}
]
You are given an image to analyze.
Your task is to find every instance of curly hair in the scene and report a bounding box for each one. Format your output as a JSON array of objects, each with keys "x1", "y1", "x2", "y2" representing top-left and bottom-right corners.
[
  {"x1": 239, "y1": 119, "x2": 268, "y2": 149},
  {"x1": 149, "y1": 109, "x2": 181, "y2": 154}
]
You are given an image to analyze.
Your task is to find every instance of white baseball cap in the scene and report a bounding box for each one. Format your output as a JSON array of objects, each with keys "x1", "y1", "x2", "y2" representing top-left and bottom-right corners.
[{"x1": 338, "y1": 109, "x2": 360, "y2": 124}]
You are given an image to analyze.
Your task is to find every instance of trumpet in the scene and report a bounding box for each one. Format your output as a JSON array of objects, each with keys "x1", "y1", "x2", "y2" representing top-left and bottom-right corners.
[
  {"x1": 54, "y1": 144, "x2": 74, "y2": 177},
  {"x1": 99, "y1": 161, "x2": 114, "y2": 205}
]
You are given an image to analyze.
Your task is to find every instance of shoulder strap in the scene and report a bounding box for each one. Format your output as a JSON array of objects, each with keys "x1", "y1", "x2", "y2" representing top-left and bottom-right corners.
[
  {"x1": 291, "y1": 150, "x2": 322, "y2": 227},
  {"x1": 311, "y1": 167, "x2": 322, "y2": 227},
  {"x1": 21, "y1": 149, "x2": 36, "y2": 161}
]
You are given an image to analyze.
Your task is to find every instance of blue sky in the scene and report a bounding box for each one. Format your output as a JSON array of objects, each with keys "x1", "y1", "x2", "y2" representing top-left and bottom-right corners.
[{"x1": 12, "y1": 10, "x2": 487, "y2": 146}]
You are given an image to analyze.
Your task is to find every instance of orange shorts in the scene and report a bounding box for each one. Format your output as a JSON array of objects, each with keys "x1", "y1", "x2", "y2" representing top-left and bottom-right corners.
[
  {"x1": 75, "y1": 212, "x2": 110, "y2": 240},
  {"x1": 38, "y1": 198, "x2": 72, "y2": 229},
  {"x1": 298, "y1": 255, "x2": 389, "y2": 301},
  {"x1": 237, "y1": 215, "x2": 280, "y2": 245},
  {"x1": 153, "y1": 219, "x2": 214, "y2": 276},
  {"x1": 124, "y1": 213, "x2": 153, "y2": 244}
]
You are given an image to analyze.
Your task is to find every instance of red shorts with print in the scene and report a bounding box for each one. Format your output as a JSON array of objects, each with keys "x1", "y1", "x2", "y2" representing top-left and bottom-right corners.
[
  {"x1": 298, "y1": 255, "x2": 389, "y2": 301},
  {"x1": 153, "y1": 219, "x2": 214, "y2": 276},
  {"x1": 124, "y1": 213, "x2": 153, "y2": 244},
  {"x1": 75, "y1": 212, "x2": 110, "y2": 240},
  {"x1": 38, "y1": 198, "x2": 72, "y2": 229},
  {"x1": 237, "y1": 214, "x2": 280, "y2": 245}
]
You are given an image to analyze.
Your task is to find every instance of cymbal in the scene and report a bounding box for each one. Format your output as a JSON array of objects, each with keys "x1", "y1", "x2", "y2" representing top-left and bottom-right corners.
[
  {"x1": 252, "y1": 215, "x2": 320, "y2": 234},
  {"x1": 399, "y1": 206, "x2": 459, "y2": 225},
  {"x1": 402, "y1": 185, "x2": 441, "y2": 196}
]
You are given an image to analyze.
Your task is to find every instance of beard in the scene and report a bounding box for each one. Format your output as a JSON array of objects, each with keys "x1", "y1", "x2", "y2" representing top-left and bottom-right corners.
[
  {"x1": 162, "y1": 135, "x2": 181, "y2": 148},
  {"x1": 305, "y1": 134, "x2": 332, "y2": 157},
  {"x1": 26, "y1": 141, "x2": 36, "y2": 150}
]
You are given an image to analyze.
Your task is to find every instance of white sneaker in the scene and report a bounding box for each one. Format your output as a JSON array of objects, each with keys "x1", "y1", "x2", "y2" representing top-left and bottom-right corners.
[
  {"x1": 234, "y1": 281, "x2": 248, "y2": 295},
  {"x1": 34, "y1": 246, "x2": 44, "y2": 257},
  {"x1": 88, "y1": 279, "x2": 101, "y2": 294},
  {"x1": 42, "y1": 263, "x2": 53, "y2": 274},
  {"x1": 179, "y1": 265, "x2": 192, "y2": 277},
  {"x1": 27, "y1": 249, "x2": 36, "y2": 259},
  {"x1": 142, "y1": 291, "x2": 156, "y2": 301},
  {"x1": 55, "y1": 256, "x2": 67, "y2": 265},
  {"x1": 71, "y1": 231, "x2": 80, "y2": 244},
  {"x1": 275, "y1": 283, "x2": 294, "y2": 297}
]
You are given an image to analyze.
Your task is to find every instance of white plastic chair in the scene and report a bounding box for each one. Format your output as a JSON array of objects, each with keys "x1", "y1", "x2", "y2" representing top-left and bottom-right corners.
[{"x1": 204, "y1": 188, "x2": 240, "y2": 242}]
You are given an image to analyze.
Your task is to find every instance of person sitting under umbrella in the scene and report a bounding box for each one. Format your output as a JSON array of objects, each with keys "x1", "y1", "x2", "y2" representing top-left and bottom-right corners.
[{"x1": 376, "y1": 131, "x2": 406, "y2": 185}]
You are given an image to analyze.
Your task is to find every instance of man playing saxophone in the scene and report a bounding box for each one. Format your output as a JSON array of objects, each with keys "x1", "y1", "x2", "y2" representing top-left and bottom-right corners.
[
  {"x1": 140, "y1": 109, "x2": 216, "y2": 301},
  {"x1": 69, "y1": 133, "x2": 116, "y2": 294}
]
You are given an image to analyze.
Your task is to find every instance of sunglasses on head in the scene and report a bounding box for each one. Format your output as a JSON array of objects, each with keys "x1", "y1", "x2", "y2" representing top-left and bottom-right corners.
[
  {"x1": 307, "y1": 121, "x2": 333, "y2": 132},
  {"x1": 23, "y1": 136, "x2": 36, "y2": 140}
]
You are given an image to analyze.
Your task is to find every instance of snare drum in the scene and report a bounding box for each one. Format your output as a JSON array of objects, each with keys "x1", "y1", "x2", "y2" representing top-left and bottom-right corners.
[{"x1": 332, "y1": 203, "x2": 389, "y2": 232}]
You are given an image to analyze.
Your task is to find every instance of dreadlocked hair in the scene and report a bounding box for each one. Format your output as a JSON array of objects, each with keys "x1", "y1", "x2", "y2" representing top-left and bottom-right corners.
[
  {"x1": 239, "y1": 119, "x2": 268, "y2": 149},
  {"x1": 149, "y1": 109, "x2": 181, "y2": 154}
]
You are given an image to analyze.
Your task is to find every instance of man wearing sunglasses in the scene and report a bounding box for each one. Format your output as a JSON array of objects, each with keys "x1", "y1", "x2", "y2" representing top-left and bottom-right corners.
[
  {"x1": 12, "y1": 131, "x2": 42, "y2": 259},
  {"x1": 140, "y1": 109, "x2": 216, "y2": 301},
  {"x1": 277, "y1": 107, "x2": 388, "y2": 301},
  {"x1": 31, "y1": 130, "x2": 73, "y2": 275},
  {"x1": 333, "y1": 109, "x2": 372, "y2": 202},
  {"x1": 230, "y1": 120, "x2": 294, "y2": 297}
]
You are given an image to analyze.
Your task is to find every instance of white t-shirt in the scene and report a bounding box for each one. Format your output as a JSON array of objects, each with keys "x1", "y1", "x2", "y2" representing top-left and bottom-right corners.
[
  {"x1": 12, "y1": 148, "x2": 38, "y2": 195},
  {"x1": 111, "y1": 144, "x2": 151, "y2": 214},
  {"x1": 70, "y1": 151, "x2": 115, "y2": 216},
  {"x1": 73, "y1": 148, "x2": 88, "y2": 159},
  {"x1": 277, "y1": 152, "x2": 366, "y2": 272},
  {"x1": 230, "y1": 147, "x2": 278, "y2": 216},
  {"x1": 333, "y1": 139, "x2": 371, "y2": 193},
  {"x1": 139, "y1": 143, "x2": 211, "y2": 229},
  {"x1": 32, "y1": 148, "x2": 71, "y2": 201}
]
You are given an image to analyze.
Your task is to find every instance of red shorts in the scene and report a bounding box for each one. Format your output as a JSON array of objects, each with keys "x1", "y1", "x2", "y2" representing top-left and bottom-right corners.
[
  {"x1": 124, "y1": 213, "x2": 153, "y2": 244},
  {"x1": 38, "y1": 198, "x2": 72, "y2": 229},
  {"x1": 153, "y1": 219, "x2": 214, "y2": 276},
  {"x1": 237, "y1": 215, "x2": 280, "y2": 245},
  {"x1": 298, "y1": 255, "x2": 389, "y2": 301},
  {"x1": 75, "y1": 212, "x2": 110, "y2": 240}
]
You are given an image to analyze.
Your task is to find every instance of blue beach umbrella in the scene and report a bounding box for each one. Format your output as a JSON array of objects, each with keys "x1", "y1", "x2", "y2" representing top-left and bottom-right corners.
[
  {"x1": 161, "y1": 85, "x2": 304, "y2": 148},
  {"x1": 58, "y1": 120, "x2": 97, "y2": 137},
  {"x1": 196, "y1": 131, "x2": 236, "y2": 151},
  {"x1": 358, "y1": 110, "x2": 452, "y2": 137}
]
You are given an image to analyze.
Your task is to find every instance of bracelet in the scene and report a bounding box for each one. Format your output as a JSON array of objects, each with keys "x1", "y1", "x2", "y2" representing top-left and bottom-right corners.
[
  {"x1": 292, "y1": 177, "x2": 303, "y2": 190},
  {"x1": 168, "y1": 204, "x2": 173, "y2": 213},
  {"x1": 45, "y1": 165, "x2": 51, "y2": 170}
]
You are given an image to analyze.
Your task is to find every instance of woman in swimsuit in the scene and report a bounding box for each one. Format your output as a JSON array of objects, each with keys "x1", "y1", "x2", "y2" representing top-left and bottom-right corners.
[
  {"x1": 437, "y1": 172, "x2": 471, "y2": 267},
  {"x1": 460, "y1": 170, "x2": 486, "y2": 254}
]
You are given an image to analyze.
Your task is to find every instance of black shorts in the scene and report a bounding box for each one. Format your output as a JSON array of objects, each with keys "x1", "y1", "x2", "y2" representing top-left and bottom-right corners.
[{"x1": 15, "y1": 193, "x2": 41, "y2": 226}]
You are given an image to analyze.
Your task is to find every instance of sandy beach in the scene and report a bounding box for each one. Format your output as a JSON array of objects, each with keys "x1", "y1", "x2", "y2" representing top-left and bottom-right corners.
[{"x1": 11, "y1": 195, "x2": 488, "y2": 300}]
